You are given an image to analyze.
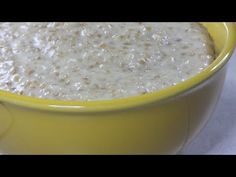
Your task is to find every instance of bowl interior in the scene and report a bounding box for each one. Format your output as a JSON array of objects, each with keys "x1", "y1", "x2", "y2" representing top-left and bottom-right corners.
[{"x1": 202, "y1": 23, "x2": 229, "y2": 54}]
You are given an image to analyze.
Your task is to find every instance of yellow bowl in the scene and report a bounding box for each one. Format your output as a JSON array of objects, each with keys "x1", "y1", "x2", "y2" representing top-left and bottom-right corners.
[{"x1": 0, "y1": 23, "x2": 235, "y2": 154}]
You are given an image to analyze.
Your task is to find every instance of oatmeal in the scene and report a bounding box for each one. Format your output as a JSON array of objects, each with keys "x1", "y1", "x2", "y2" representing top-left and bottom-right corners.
[{"x1": 0, "y1": 22, "x2": 215, "y2": 100}]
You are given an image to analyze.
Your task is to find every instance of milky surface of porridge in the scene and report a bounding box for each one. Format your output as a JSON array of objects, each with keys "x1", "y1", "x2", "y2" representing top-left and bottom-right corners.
[{"x1": 0, "y1": 22, "x2": 215, "y2": 100}]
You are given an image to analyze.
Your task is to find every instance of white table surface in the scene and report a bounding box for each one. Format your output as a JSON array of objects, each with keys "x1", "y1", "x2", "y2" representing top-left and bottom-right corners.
[{"x1": 180, "y1": 49, "x2": 236, "y2": 154}]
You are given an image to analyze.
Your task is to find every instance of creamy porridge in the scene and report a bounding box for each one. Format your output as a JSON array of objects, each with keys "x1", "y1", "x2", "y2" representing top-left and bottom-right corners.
[{"x1": 0, "y1": 22, "x2": 215, "y2": 100}]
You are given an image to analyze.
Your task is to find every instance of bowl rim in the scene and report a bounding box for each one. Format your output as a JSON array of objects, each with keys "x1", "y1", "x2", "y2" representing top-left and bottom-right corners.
[{"x1": 0, "y1": 22, "x2": 236, "y2": 112}]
